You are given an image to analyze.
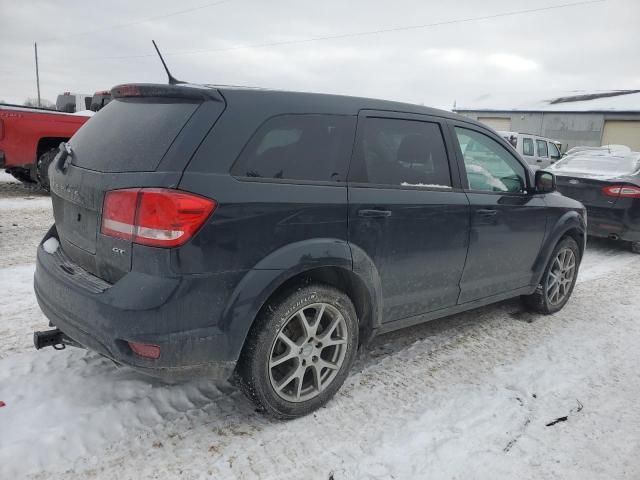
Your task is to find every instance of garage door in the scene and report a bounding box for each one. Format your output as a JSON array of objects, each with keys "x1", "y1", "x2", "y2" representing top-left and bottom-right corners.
[
  {"x1": 477, "y1": 117, "x2": 512, "y2": 132},
  {"x1": 602, "y1": 120, "x2": 640, "y2": 151}
]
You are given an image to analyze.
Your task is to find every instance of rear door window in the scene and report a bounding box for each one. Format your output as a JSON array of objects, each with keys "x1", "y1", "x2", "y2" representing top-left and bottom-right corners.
[
  {"x1": 349, "y1": 117, "x2": 452, "y2": 188},
  {"x1": 70, "y1": 98, "x2": 203, "y2": 172},
  {"x1": 231, "y1": 114, "x2": 356, "y2": 183},
  {"x1": 522, "y1": 137, "x2": 534, "y2": 156},
  {"x1": 536, "y1": 139, "x2": 548, "y2": 158}
]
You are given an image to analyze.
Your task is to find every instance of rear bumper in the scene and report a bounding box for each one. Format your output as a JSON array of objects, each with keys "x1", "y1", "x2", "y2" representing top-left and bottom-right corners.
[
  {"x1": 586, "y1": 206, "x2": 640, "y2": 242},
  {"x1": 34, "y1": 227, "x2": 245, "y2": 381}
]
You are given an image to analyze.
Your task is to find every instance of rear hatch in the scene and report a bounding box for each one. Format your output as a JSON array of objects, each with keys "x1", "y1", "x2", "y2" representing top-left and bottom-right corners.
[{"x1": 48, "y1": 84, "x2": 225, "y2": 283}]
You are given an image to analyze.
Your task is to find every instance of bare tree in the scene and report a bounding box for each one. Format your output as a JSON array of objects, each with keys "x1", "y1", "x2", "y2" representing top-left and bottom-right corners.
[{"x1": 24, "y1": 97, "x2": 55, "y2": 109}]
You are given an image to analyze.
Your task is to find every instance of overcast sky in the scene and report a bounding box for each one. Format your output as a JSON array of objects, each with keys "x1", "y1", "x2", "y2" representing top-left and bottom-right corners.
[{"x1": 0, "y1": 0, "x2": 638, "y2": 108}]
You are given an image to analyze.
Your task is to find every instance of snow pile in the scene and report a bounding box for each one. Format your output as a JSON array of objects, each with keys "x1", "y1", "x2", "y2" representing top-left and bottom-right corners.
[
  {"x1": 42, "y1": 237, "x2": 59, "y2": 254},
  {"x1": 1, "y1": 187, "x2": 640, "y2": 479},
  {"x1": 456, "y1": 90, "x2": 640, "y2": 112},
  {"x1": 400, "y1": 182, "x2": 452, "y2": 189},
  {"x1": 74, "y1": 110, "x2": 96, "y2": 117}
]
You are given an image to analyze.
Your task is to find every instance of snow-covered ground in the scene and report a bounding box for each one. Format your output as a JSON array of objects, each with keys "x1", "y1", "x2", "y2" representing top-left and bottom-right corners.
[{"x1": 1, "y1": 178, "x2": 640, "y2": 479}]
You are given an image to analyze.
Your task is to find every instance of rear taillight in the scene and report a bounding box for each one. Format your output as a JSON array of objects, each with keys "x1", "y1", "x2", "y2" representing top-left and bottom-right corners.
[
  {"x1": 0, "y1": 119, "x2": 4, "y2": 140},
  {"x1": 602, "y1": 185, "x2": 640, "y2": 199},
  {"x1": 101, "y1": 188, "x2": 216, "y2": 248}
]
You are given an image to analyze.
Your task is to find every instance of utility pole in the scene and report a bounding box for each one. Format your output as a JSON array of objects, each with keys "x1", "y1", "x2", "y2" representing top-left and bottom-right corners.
[{"x1": 34, "y1": 42, "x2": 41, "y2": 107}]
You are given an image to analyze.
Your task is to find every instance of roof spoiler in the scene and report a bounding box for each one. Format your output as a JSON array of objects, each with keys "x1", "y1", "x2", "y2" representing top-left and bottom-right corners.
[{"x1": 110, "y1": 83, "x2": 220, "y2": 101}]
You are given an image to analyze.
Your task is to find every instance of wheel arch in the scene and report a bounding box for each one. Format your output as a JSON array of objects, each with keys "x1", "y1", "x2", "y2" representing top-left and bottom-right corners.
[
  {"x1": 532, "y1": 210, "x2": 586, "y2": 286},
  {"x1": 36, "y1": 137, "x2": 67, "y2": 158},
  {"x1": 221, "y1": 239, "x2": 382, "y2": 364}
]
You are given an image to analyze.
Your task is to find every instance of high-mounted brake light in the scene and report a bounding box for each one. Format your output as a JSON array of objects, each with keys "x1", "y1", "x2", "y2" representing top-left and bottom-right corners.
[
  {"x1": 111, "y1": 84, "x2": 141, "y2": 97},
  {"x1": 101, "y1": 188, "x2": 216, "y2": 248},
  {"x1": 602, "y1": 184, "x2": 640, "y2": 199}
]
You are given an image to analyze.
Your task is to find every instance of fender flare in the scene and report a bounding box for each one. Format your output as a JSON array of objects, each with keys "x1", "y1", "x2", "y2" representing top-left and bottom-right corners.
[
  {"x1": 219, "y1": 238, "x2": 382, "y2": 362},
  {"x1": 532, "y1": 210, "x2": 586, "y2": 286}
]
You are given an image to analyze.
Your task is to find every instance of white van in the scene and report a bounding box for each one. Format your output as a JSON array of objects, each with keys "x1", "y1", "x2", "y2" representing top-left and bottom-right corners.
[{"x1": 498, "y1": 131, "x2": 562, "y2": 169}]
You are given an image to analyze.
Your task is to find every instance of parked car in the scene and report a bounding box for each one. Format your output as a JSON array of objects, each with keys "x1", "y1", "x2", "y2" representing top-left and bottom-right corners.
[
  {"x1": 548, "y1": 150, "x2": 640, "y2": 252},
  {"x1": 498, "y1": 131, "x2": 563, "y2": 168},
  {"x1": 0, "y1": 103, "x2": 92, "y2": 189},
  {"x1": 33, "y1": 83, "x2": 586, "y2": 418}
]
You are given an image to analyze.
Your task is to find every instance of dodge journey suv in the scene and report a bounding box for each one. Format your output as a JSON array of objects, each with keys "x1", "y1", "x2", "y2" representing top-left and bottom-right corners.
[{"x1": 34, "y1": 83, "x2": 586, "y2": 418}]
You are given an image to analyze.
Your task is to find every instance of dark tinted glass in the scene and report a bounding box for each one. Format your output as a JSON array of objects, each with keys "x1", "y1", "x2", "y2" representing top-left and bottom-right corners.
[
  {"x1": 522, "y1": 137, "x2": 534, "y2": 156},
  {"x1": 350, "y1": 118, "x2": 452, "y2": 188},
  {"x1": 70, "y1": 98, "x2": 200, "y2": 172},
  {"x1": 232, "y1": 115, "x2": 355, "y2": 182}
]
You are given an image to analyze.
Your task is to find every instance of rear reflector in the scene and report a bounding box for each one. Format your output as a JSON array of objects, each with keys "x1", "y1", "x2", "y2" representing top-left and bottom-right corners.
[
  {"x1": 128, "y1": 341, "x2": 161, "y2": 360},
  {"x1": 602, "y1": 184, "x2": 640, "y2": 198},
  {"x1": 101, "y1": 188, "x2": 216, "y2": 248}
]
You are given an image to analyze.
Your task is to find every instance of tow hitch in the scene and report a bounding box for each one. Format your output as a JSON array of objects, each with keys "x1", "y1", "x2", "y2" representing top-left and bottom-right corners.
[{"x1": 33, "y1": 328, "x2": 75, "y2": 350}]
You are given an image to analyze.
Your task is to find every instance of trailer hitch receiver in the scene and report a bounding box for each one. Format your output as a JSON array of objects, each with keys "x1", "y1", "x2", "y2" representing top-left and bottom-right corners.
[{"x1": 33, "y1": 328, "x2": 66, "y2": 350}]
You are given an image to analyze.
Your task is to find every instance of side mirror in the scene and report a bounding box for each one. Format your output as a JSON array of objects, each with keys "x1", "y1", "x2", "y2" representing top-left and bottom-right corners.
[{"x1": 535, "y1": 170, "x2": 556, "y2": 193}]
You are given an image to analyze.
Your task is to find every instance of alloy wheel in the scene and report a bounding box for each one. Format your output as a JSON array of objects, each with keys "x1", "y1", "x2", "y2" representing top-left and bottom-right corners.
[
  {"x1": 546, "y1": 247, "x2": 576, "y2": 305},
  {"x1": 268, "y1": 303, "x2": 348, "y2": 402}
]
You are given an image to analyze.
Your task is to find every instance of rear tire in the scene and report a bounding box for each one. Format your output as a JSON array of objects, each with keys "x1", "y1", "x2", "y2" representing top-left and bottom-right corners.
[
  {"x1": 8, "y1": 167, "x2": 36, "y2": 185},
  {"x1": 522, "y1": 236, "x2": 580, "y2": 314},
  {"x1": 36, "y1": 147, "x2": 58, "y2": 192},
  {"x1": 236, "y1": 283, "x2": 358, "y2": 419},
  {"x1": 631, "y1": 242, "x2": 640, "y2": 254}
]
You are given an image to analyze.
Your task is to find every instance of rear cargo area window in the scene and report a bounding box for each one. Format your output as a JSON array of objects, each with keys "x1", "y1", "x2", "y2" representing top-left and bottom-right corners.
[
  {"x1": 70, "y1": 98, "x2": 200, "y2": 172},
  {"x1": 231, "y1": 114, "x2": 356, "y2": 182}
]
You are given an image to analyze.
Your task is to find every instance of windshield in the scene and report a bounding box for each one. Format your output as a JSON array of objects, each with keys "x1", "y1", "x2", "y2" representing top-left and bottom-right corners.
[{"x1": 551, "y1": 153, "x2": 640, "y2": 177}]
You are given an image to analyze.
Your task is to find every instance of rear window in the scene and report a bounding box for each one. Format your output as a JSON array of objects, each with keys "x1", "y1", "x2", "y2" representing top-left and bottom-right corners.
[
  {"x1": 56, "y1": 94, "x2": 76, "y2": 113},
  {"x1": 70, "y1": 98, "x2": 200, "y2": 172},
  {"x1": 231, "y1": 114, "x2": 355, "y2": 182}
]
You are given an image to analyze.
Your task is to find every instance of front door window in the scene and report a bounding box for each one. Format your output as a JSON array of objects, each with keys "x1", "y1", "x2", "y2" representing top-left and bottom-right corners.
[{"x1": 454, "y1": 127, "x2": 527, "y2": 193}]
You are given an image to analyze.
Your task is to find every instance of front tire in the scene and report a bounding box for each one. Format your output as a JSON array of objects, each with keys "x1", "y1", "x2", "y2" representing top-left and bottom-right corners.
[
  {"x1": 631, "y1": 242, "x2": 640, "y2": 254},
  {"x1": 522, "y1": 236, "x2": 580, "y2": 314},
  {"x1": 236, "y1": 283, "x2": 359, "y2": 419}
]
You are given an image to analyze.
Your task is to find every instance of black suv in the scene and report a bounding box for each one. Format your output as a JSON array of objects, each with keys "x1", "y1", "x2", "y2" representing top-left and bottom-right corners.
[{"x1": 34, "y1": 83, "x2": 586, "y2": 418}]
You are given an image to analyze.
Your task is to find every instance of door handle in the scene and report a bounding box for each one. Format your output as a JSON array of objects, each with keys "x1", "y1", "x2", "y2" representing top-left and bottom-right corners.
[
  {"x1": 476, "y1": 209, "x2": 497, "y2": 217},
  {"x1": 358, "y1": 209, "x2": 392, "y2": 218}
]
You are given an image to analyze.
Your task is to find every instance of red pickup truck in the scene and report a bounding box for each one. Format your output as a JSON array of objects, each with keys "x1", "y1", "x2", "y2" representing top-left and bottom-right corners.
[{"x1": 0, "y1": 104, "x2": 92, "y2": 190}]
